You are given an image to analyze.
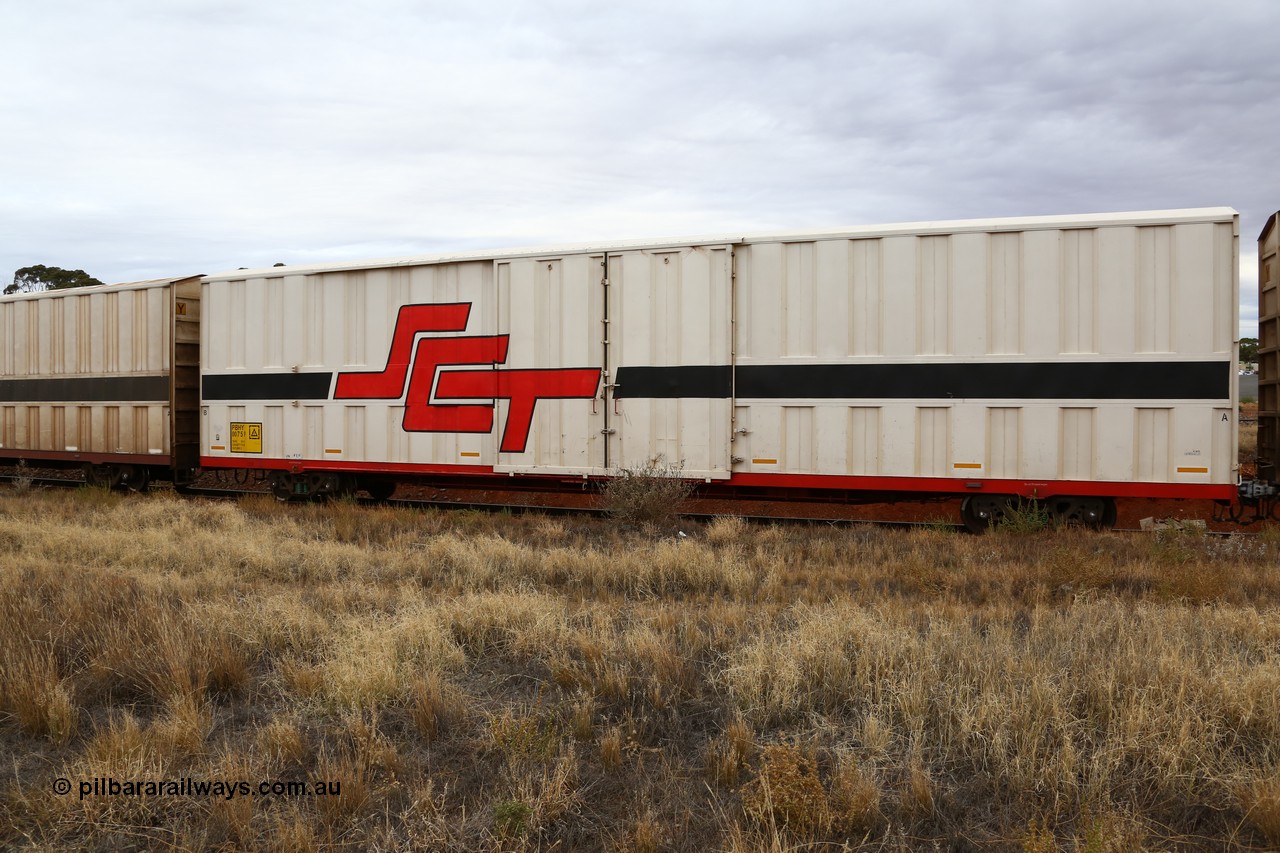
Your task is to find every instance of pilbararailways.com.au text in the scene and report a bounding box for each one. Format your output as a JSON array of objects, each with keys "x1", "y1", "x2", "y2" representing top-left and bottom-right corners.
[{"x1": 56, "y1": 777, "x2": 343, "y2": 801}]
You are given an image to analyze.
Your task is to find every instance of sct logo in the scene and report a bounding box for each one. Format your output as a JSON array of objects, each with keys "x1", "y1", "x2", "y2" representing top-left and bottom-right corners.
[{"x1": 334, "y1": 303, "x2": 600, "y2": 454}]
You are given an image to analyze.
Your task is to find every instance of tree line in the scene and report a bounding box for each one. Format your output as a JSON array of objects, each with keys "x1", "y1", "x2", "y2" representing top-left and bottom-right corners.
[{"x1": 4, "y1": 265, "x2": 104, "y2": 295}]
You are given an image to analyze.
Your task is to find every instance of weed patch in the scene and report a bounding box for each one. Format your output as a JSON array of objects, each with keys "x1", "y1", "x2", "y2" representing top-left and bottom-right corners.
[{"x1": 599, "y1": 456, "x2": 695, "y2": 529}]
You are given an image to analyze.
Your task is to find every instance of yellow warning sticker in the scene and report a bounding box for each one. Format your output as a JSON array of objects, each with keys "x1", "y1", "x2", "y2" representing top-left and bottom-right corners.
[{"x1": 230, "y1": 422, "x2": 263, "y2": 454}]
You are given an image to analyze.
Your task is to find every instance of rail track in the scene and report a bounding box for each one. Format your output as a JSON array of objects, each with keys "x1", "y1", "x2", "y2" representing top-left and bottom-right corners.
[{"x1": 2, "y1": 465, "x2": 1272, "y2": 535}]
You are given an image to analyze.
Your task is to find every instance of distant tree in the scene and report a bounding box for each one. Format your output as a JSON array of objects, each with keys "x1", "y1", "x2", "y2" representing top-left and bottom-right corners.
[
  {"x1": 4, "y1": 265, "x2": 104, "y2": 295},
  {"x1": 1240, "y1": 337, "x2": 1259, "y2": 363}
]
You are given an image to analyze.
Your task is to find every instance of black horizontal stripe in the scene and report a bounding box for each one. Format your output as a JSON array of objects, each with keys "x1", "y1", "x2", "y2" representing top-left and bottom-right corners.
[
  {"x1": 618, "y1": 361, "x2": 1231, "y2": 400},
  {"x1": 738, "y1": 361, "x2": 1230, "y2": 399},
  {"x1": 614, "y1": 365, "x2": 733, "y2": 398},
  {"x1": 200, "y1": 361, "x2": 1232, "y2": 402},
  {"x1": 0, "y1": 375, "x2": 170, "y2": 403},
  {"x1": 202, "y1": 372, "x2": 333, "y2": 401}
]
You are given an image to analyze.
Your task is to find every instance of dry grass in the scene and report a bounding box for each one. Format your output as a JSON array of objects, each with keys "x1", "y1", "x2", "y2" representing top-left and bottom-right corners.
[
  {"x1": 0, "y1": 488, "x2": 1278, "y2": 850},
  {"x1": 598, "y1": 456, "x2": 696, "y2": 530},
  {"x1": 1241, "y1": 421, "x2": 1259, "y2": 462}
]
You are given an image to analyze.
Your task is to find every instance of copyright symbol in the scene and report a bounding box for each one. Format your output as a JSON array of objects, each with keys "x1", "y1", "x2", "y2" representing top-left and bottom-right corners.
[{"x1": 53, "y1": 778, "x2": 71, "y2": 796}]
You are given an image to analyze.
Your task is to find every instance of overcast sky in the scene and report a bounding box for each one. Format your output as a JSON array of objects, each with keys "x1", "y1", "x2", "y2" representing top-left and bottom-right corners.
[{"x1": 3, "y1": 0, "x2": 1276, "y2": 335}]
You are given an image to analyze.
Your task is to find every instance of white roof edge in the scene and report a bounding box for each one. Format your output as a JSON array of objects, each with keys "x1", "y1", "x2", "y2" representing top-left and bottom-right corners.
[
  {"x1": 203, "y1": 208, "x2": 1239, "y2": 282},
  {"x1": 0, "y1": 274, "x2": 202, "y2": 303},
  {"x1": 740, "y1": 207, "x2": 1239, "y2": 244},
  {"x1": 1260, "y1": 210, "x2": 1280, "y2": 242}
]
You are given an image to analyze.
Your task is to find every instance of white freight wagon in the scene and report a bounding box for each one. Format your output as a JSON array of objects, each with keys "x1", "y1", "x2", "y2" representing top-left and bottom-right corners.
[
  {"x1": 199, "y1": 208, "x2": 1238, "y2": 526},
  {"x1": 0, "y1": 276, "x2": 202, "y2": 488}
]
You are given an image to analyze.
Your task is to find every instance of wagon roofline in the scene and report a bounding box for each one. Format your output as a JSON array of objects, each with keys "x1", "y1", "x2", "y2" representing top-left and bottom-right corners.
[
  {"x1": 201, "y1": 207, "x2": 1238, "y2": 283},
  {"x1": 1260, "y1": 210, "x2": 1280, "y2": 242},
  {"x1": 0, "y1": 274, "x2": 203, "y2": 302}
]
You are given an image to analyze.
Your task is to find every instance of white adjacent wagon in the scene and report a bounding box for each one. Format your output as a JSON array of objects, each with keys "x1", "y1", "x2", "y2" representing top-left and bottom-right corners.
[{"x1": 198, "y1": 208, "x2": 1239, "y2": 526}]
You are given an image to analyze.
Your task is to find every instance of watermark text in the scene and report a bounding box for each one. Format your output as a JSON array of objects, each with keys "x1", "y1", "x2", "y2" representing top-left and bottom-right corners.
[{"x1": 54, "y1": 777, "x2": 344, "y2": 801}]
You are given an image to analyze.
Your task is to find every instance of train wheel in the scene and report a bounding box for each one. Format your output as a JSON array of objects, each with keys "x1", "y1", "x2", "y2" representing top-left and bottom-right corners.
[
  {"x1": 1045, "y1": 496, "x2": 1115, "y2": 530},
  {"x1": 84, "y1": 464, "x2": 122, "y2": 489},
  {"x1": 331, "y1": 475, "x2": 358, "y2": 501},
  {"x1": 960, "y1": 495, "x2": 1010, "y2": 534},
  {"x1": 269, "y1": 473, "x2": 295, "y2": 502},
  {"x1": 1100, "y1": 498, "x2": 1118, "y2": 529},
  {"x1": 363, "y1": 479, "x2": 396, "y2": 501},
  {"x1": 120, "y1": 466, "x2": 150, "y2": 493},
  {"x1": 306, "y1": 473, "x2": 349, "y2": 501}
]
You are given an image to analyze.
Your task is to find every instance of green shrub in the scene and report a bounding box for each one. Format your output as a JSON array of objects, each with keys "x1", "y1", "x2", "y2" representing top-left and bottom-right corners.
[
  {"x1": 493, "y1": 799, "x2": 532, "y2": 838},
  {"x1": 997, "y1": 499, "x2": 1053, "y2": 535}
]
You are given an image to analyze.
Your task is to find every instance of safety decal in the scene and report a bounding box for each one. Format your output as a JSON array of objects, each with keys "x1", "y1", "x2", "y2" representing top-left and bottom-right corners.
[{"x1": 229, "y1": 422, "x2": 263, "y2": 454}]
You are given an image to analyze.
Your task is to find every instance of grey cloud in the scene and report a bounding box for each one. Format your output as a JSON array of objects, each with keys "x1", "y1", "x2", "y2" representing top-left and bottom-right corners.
[{"x1": 1, "y1": 0, "x2": 1276, "y2": 335}]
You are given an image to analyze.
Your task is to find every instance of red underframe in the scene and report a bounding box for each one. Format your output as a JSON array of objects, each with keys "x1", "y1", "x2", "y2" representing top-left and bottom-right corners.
[{"x1": 199, "y1": 456, "x2": 1236, "y2": 502}]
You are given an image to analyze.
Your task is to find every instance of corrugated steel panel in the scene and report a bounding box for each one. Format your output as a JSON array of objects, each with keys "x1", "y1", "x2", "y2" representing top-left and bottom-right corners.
[
  {"x1": 1135, "y1": 408, "x2": 1171, "y2": 481},
  {"x1": 495, "y1": 253, "x2": 605, "y2": 474},
  {"x1": 198, "y1": 208, "x2": 1237, "y2": 495},
  {"x1": 607, "y1": 246, "x2": 732, "y2": 479},
  {"x1": 1059, "y1": 408, "x2": 1095, "y2": 480},
  {"x1": 986, "y1": 407, "x2": 1020, "y2": 478},
  {"x1": 916, "y1": 407, "x2": 950, "y2": 477},
  {"x1": 203, "y1": 260, "x2": 508, "y2": 469},
  {"x1": 848, "y1": 407, "x2": 881, "y2": 475},
  {"x1": 731, "y1": 211, "x2": 1237, "y2": 487}
]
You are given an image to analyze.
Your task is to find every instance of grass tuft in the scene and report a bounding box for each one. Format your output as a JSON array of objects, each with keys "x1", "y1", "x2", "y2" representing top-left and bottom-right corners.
[
  {"x1": 996, "y1": 499, "x2": 1054, "y2": 535},
  {"x1": 1241, "y1": 774, "x2": 1280, "y2": 847},
  {"x1": 743, "y1": 744, "x2": 829, "y2": 835}
]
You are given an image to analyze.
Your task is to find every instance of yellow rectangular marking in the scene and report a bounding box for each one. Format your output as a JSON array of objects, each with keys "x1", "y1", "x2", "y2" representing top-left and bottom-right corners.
[
  {"x1": 953, "y1": 463, "x2": 983, "y2": 469},
  {"x1": 229, "y1": 422, "x2": 262, "y2": 454},
  {"x1": 210, "y1": 445, "x2": 225, "y2": 451},
  {"x1": 324, "y1": 448, "x2": 342, "y2": 454},
  {"x1": 1176, "y1": 466, "x2": 1209, "y2": 474},
  {"x1": 460, "y1": 451, "x2": 481, "y2": 458},
  {"x1": 752, "y1": 458, "x2": 778, "y2": 465}
]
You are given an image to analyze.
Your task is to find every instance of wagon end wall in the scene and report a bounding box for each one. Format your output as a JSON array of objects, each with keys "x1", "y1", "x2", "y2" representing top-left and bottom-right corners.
[{"x1": 1259, "y1": 212, "x2": 1280, "y2": 483}]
